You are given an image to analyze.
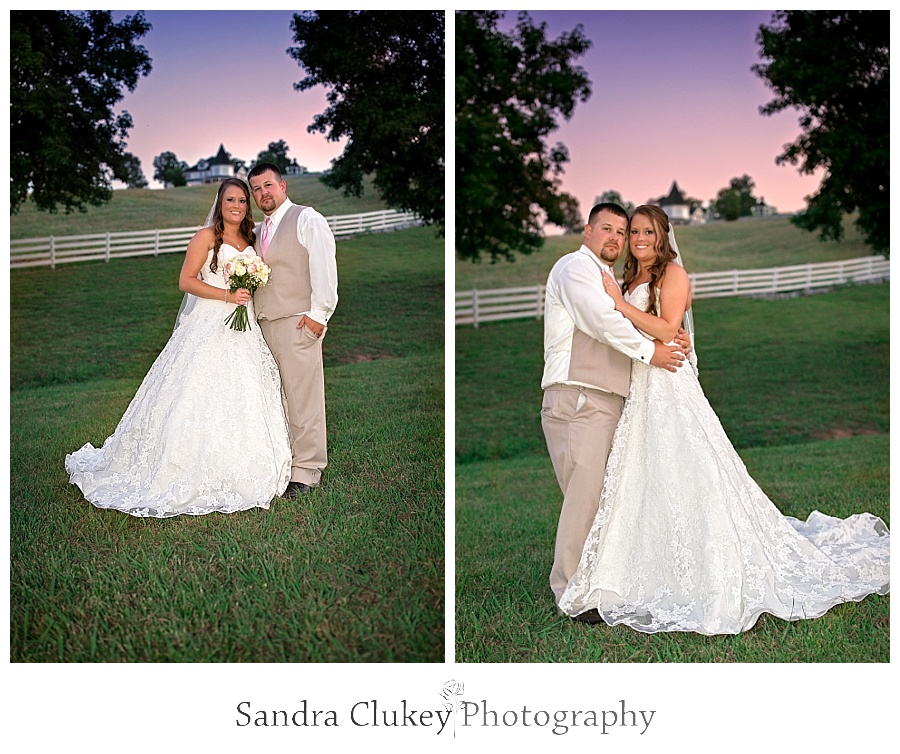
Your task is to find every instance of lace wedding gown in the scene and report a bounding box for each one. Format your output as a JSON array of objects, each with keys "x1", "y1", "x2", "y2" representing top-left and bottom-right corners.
[
  {"x1": 65, "y1": 245, "x2": 291, "y2": 517},
  {"x1": 559, "y1": 283, "x2": 890, "y2": 634}
]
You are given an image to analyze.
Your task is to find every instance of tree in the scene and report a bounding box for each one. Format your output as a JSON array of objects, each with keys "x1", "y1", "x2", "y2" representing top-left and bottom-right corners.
[
  {"x1": 456, "y1": 11, "x2": 591, "y2": 263},
  {"x1": 715, "y1": 188, "x2": 743, "y2": 222},
  {"x1": 729, "y1": 175, "x2": 758, "y2": 216},
  {"x1": 753, "y1": 11, "x2": 888, "y2": 251},
  {"x1": 595, "y1": 190, "x2": 635, "y2": 217},
  {"x1": 255, "y1": 140, "x2": 291, "y2": 173},
  {"x1": 714, "y1": 175, "x2": 758, "y2": 221},
  {"x1": 10, "y1": 10, "x2": 152, "y2": 214},
  {"x1": 288, "y1": 11, "x2": 444, "y2": 229},
  {"x1": 152, "y1": 151, "x2": 188, "y2": 188},
  {"x1": 122, "y1": 153, "x2": 148, "y2": 189}
]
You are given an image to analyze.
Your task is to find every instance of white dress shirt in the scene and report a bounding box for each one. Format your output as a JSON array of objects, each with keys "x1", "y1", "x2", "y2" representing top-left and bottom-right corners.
[{"x1": 542, "y1": 245, "x2": 655, "y2": 390}]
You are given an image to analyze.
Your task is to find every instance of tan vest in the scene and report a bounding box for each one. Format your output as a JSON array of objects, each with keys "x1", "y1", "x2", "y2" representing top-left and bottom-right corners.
[
  {"x1": 254, "y1": 204, "x2": 311, "y2": 321},
  {"x1": 566, "y1": 328, "x2": 633, "y2": 398}
]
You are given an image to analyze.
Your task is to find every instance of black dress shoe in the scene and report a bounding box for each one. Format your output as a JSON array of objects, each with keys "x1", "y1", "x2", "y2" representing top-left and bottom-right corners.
[
  {"x1": 572, "y1": 608, "x2": 604, "y2": 624},
  {"x1": 281, "y1": 481, "x2": 311, "y2": 499}
]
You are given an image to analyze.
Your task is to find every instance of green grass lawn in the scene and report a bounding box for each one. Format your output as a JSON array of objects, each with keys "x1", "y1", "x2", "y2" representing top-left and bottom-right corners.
[
  {"x1": 10, "y1": 225, "x2": 444, "y2": 663},
  {"x1": 455, "y1": 283, "x2": 889, "y2": 662},
  {"x1": 10, "y1": 174, "x2": 391, "y2": 239},
  {"x1": 457, "y1": 284, "x2": 888, "y2": 463},
  {"x1": 456, "y1": 436, "x2": 889, "y2": 663},
  {"x1": 456, "y1": 215, "x2": 876, "y2": 290}
]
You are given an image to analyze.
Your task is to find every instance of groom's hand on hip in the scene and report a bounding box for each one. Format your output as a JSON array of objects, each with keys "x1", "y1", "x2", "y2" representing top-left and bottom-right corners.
[
  {"x1": 650, "y1": 341, "x2": 685, "y2": 372},
  {"x1": 298, "y1": 314, "x2": 325, "y2": 337}
]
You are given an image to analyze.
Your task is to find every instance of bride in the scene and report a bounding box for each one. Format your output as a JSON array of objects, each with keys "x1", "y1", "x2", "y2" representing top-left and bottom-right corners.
[
  {"x1": 65, "y1": 178, "x2": 291, "y2": 517},
  {"x1": 558, "y1": 205, "x2": 889, "y2": 634}
]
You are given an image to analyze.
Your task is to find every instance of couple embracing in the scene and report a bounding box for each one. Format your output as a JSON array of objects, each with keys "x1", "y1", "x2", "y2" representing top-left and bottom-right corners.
[
  {"x1": 542, "y1": 202, "x2": 889, "y2": 635},
  {"x1": 66, "y1": 163, "x2": 337, "y2": 516}
]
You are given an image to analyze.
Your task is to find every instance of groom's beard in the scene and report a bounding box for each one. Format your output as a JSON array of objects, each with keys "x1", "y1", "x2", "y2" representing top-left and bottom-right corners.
[
  {"x1": 599, "y1": 244, "x2": 621, "y2": 264},
  {"x1": 257, "y1": 197, "x2": 277, "y2": 212}
]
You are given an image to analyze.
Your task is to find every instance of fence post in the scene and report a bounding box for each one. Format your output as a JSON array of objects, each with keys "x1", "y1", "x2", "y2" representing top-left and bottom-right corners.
[
  {"x1": 50, "y1": 237, "x2": 55, "y2": 270},
  {"x1": 105, "y1": 231, "x2": 111, "y2": 262},
  {"x1": 154, "y1": 228, "x2": 160, "y2": 257},
  {"x1": 732, "y1": 270, "x2": 738, "y2": 294},
  {"x1": 472, "y1": 288, "x2": 479, "y2": 329},
  {"x1": 535, "y1": 285, "x2": 542, "y2": 319}
]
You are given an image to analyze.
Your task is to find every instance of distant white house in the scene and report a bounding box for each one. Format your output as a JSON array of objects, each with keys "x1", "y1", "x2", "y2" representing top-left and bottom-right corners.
[
  {"x1": 751, "y1": 197, "x2": 776, "y2": 217},
  {"x1": 284, "y1": 159, "x2": 307, "y2": 177},
  {"x1": 650, "y1": 181, "x2": 707, "y2": 225},
  {"x1": 690, "y1": 204, "x2": 709, "y2": 225},
  {"x1": 185, "y1": 144, "x2": 246, "y2": 186}
]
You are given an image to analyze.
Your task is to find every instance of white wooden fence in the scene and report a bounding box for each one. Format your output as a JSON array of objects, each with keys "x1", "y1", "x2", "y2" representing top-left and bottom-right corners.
[
  {"x1": 456, "y1": 255, "x2": 890, "y2": 327},
  {"x1": 10, "y1": 209, "x2": 420, "y2": 269}
]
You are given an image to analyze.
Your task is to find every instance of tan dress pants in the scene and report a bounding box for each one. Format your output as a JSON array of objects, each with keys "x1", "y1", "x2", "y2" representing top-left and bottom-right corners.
[
  {"x1": 259, "y1": 316, "x2": 327, "y2": 486},
  {"x1": 541, "y1": 385, "x2": 625, "y2": 605}
]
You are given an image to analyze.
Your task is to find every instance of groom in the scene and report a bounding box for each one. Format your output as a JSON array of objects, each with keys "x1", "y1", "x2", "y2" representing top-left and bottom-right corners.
[
  {"x1": 248, "y1": 163, "x2": 339, "y2": 499},
  {"x1": 541, "y1": 202, "x2": 685, "y2": 620}
]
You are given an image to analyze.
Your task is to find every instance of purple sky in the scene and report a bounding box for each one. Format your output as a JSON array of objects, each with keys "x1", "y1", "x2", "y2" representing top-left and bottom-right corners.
[
  {"x1": 114, "y1": 10, "x2": 346, "y2": 188},
  {"x1": 116, "y1": 10, "x2": 823, "y2": 214},
  {"x1": 497, "y1": 10, "x2": 824, "y2": 215}
]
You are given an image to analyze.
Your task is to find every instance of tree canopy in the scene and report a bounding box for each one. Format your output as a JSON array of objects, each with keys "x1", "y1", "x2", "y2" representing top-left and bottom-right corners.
[
  {"x1": 255, "y1": 140, "x2": 292, "y2": 173},
  {"x1": 288, "y1": 11, "x2": 444, "y2": 230},
  {"x1": 122, "y1": 153, "x2": 148, "y2": 189},
  {"x1": 456, "y1": 11, "x2": 591, "y2": 263},
  {"x1": 595, "y1": 190, "x2": 635, "y2": 218},
  {"x1": 10, "y1": 10, "x2": 152, "y2": 214},
  {"x1": 715, "y1": 175, "x2": 759, "y2": 221},
  {"x1": 753, "y1": 11, "x2": 888, "y2": 251},
  {"x1": 152, "y1": 151, "x2": 188, "y2": 188}
]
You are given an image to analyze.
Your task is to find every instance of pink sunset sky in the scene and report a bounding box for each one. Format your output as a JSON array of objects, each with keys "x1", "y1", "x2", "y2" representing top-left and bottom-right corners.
[
  {"x1": 114, "y1": 10, "x2": 346, "y2": 188},
  {"x1": 496, "y1": 9, "x2": 824, "y2": 216},
  {"x1": 116, "y1": 10, "x2": 824, "y2": 216}
]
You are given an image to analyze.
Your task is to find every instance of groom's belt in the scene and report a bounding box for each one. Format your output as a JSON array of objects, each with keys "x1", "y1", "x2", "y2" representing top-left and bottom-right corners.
[{"x1": 544, "y1": 383, "x2": 617, "y2": 396}]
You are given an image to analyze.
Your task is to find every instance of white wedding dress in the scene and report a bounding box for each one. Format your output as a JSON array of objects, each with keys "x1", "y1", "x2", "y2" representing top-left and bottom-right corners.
[
  {"x1": 65, "y1": 244, "x2": 291, "y2": 517},
  {"x1": 559, "y1": 282, "x2": 890, "y2": 634}
]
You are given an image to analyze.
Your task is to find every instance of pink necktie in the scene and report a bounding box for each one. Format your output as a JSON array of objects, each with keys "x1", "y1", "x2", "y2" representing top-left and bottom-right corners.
[{"x1": 260, "y1": 218, "x2": 272, "y2": 258}]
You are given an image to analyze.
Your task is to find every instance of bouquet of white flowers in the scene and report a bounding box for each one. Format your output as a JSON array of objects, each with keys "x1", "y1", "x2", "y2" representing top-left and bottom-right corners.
[{"x1": 222, "y1": 252, "x2": 271, "y2": 332}]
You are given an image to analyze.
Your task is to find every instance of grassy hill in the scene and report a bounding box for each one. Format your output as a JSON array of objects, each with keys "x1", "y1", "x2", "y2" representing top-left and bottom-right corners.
[
  {"x1": 456, "y1": 284, "x2": 889, "y2": 464},
  {"x1": 11, "y1": 225, "x2": 444, "y2": 662},
  {"x1": 455, "y1": 284, "x2": 889, "y2": 662},
  {"x1": 9, "y1": 174, "x2": 391, "y2": 239},
  {"x1": 456, "y1": 215, "x2": 877, "y2": 290}
]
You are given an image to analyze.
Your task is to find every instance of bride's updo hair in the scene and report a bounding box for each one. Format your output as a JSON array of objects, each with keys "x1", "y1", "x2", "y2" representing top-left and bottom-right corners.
[
  {"x1": 623, "y1": 205, "x2": 678, "y2": 315},
  {"x1": 210, "y1": 178, "x2": 256, "y2": 273}
]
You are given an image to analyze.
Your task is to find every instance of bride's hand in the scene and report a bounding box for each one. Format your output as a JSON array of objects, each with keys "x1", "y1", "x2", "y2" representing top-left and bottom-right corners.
[
  {"x1": 601, "y1": 271, "x2": 624, "y2": 307},
  {"x1": 228, "y1": 288, "x2": 251, "y2": 306}
]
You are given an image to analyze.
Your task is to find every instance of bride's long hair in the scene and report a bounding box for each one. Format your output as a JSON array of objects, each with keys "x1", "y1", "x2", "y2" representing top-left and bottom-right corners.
[
  {"x1": 210, "y1": 178, "x2": 256, "y2": 273},
  {"x1": 622, "y1": 205, "x2": 678, "y2": 315}
]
